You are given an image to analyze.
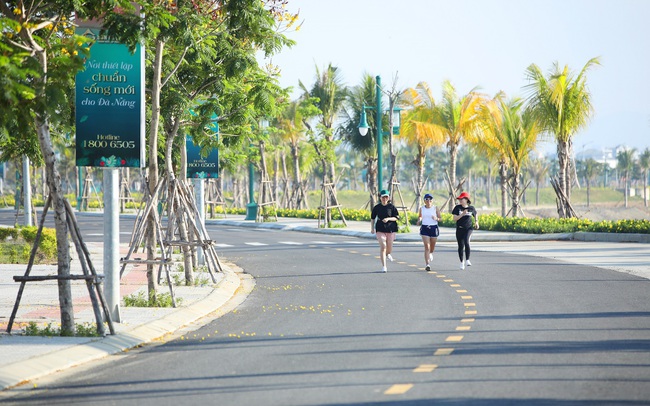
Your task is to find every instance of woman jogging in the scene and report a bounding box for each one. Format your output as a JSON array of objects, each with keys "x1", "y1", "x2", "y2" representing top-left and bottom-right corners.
[
  {"x1": 370, "y1": 189, "x2": 399, "y2": 273},
  {"x1": 452, "y1": 191, "x2": 479, "y2": 270},
  {"x1": 417, "y1": 193, "x2": 441, "y2": 271}
]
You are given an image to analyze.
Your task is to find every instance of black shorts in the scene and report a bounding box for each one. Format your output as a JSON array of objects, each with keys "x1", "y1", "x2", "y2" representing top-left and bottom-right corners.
[{"x1": 420, "y1": 225, "x2": 439, "y2": 238}]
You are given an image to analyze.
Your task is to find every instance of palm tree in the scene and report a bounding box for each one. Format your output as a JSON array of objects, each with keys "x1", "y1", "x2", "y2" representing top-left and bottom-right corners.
[
  {"x1": 639, "y1": 148, "x2": 650, "y2": 208},
  {"x1": 501, "y1": 99, "x2": 542, "y2": 217},
  {"x1": 524, "y1": 58, "x2": 600, "y2": 217},
  {"x1": 276, "y1": 101, "x2": 308, "y2": 208},
  {"x1": 340, "y1": 74, "x2": 382, "y2": 208},
  {"x1": 457, "y1": 146, "x2": 481, "y2": 200},
  {"x1": 405, "y1": 80, "x2": 482, "y2": 210},
  {"x1": 473, "y1": 95, "x2": 541, "y2": 217},
  {"x1": 300, "y1": 63, "x2": 348, "y2": 186},
  {"x1": 400, "y1": 83, "x2": 446, "y2": 204},
  {"x1": 527, "y1": 157, "x2": 549, "y2": 206},
  {"x1": 617, "y1": 147, "x2": 637, "y2": 208},
  {"x1": 471, "y1": 94, "x2": 510, "y2": 217},
  {"x1": 578, "y1": 158, "x2": 601, "y2": 207}
]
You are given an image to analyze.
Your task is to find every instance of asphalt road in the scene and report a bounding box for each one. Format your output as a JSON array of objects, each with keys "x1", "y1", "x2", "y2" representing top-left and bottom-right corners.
[{"x1": 2, "y1": 215, "x2": 650, "y2": 405}]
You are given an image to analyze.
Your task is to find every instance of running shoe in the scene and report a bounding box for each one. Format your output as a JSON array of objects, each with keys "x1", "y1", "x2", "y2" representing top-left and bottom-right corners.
[
  {"x1": 460, "y1": 261, "x2": 465, "y2": 270},
  {"x1": 466, "y1": 259, "x2": 472, "y2": 267},
  {"x1": 425, "y1": 264, "x2": 431, "y2": 271},
  {"x1": 387, "y1": 254, "x2": 394, "y2": 262}
]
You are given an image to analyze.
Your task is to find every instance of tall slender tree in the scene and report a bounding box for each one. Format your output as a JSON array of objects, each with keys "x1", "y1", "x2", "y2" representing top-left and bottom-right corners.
[
  {"x1": 639, "y1": 148, "x2": 650, "y2": 208},
  {"x1": 578, "y1": 158, "x2": 602, "y2": 207},
  {"x1": 524, "y1": 58, "x2": 600, "y2": 217},
  {"x1": 617, "y1": 147, "x2": 636, "y2": 208}
]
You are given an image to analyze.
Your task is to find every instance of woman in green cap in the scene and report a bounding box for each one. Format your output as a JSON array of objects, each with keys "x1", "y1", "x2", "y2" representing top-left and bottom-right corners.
[{"x1": 370, "y1": 189, "x2": 399, "y2": 273}]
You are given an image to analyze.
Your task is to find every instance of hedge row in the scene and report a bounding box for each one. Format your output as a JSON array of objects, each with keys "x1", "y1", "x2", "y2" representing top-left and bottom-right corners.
[{"x1": 245, "y1": 207, "x2": 650, "y2": 235}]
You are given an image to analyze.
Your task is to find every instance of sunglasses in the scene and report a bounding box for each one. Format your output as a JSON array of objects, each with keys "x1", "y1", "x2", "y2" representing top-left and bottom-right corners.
[{"x1": 424, "y1": 197, "x2": 432, "y2": 200}]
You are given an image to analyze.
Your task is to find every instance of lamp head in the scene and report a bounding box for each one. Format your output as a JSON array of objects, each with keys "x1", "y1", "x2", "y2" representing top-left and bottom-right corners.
[{"x1": 358, "y1": 109, "x2": 369, "y2": 136}]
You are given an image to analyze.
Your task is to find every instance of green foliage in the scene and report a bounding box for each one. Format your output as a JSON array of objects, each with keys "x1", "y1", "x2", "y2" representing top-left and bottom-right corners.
[
  {"x1": 0, "y1": 226, "x2": 57, "y2": 263},
  {"x1": 476, "y1": 213, "x2": 650, "y2": 234},
  {"x1": 123, "y1": 290, "x2": 181, "y2": 307}
]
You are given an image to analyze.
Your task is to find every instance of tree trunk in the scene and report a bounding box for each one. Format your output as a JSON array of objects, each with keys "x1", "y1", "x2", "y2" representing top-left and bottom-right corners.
[
  {"x1": 557, "y1": 140, "x2": 570, "y2": 217},
  {"x1": 624, "y1": 172, "x2": 629, "y2": 208},
  {"x1": 146, "y1": 38, "x2": 165, "y2": 302},
  {"x1": 291, "y1": 142, "x2": 303, "y2": 209},
  {"x1": 511, "y1": 170, "x2": 521, "y2": 218},
  {"x1": 486, "y1": 165, "x2": 492, "y2": 206},
  {"x1": 643, "y1": 170, "x2": 648, "y2": 207},
  {"x1": 273, "y1": 150, "x2": 279, "y2": 203},
  {"x1": 500, "y1": 161, "x2": 508, "y2": 218},
  {"x1": 415, "y1": 147, "x2": 425, "y2": 202},
  {"x1": 448, "y1": 143, "x2": 458, "y2": 212},
  {"x1": 367, "y1": 157, "x2": 377, "y2": 209},
  {"x1": 36, "y1": 114, "x2": 75, "y2": 335},
  {"x1": 31, "y1": 40, "x2": 74, "y2": 335}
]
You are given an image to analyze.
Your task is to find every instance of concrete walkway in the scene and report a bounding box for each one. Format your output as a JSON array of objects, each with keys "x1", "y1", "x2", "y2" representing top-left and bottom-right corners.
[{"x1": 1, "y1": 214, "x2": 648, "y2": 390}]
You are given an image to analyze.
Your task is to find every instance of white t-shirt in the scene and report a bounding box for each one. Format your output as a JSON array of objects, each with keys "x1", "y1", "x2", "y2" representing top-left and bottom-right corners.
[{"x1": 420, "y1": 205, "x2": 438, "y2": 226}]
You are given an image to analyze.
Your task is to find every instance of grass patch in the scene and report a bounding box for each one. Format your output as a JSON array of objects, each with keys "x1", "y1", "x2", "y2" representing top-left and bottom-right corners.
[
  {"x1": 24, "y1": 321, "x2": 104, "y2": 337},
  {"x1": 123, "y1": 290, "x2": 181, "y2": 307}
]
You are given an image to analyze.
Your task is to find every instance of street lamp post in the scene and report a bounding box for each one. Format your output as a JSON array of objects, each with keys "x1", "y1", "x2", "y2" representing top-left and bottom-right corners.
[
  {"x1": 245, "y1": 118, "x2": 269, "y2": 220},
  {"x1": 358, "y1": 75, "x2": 401, "y2": 196}
]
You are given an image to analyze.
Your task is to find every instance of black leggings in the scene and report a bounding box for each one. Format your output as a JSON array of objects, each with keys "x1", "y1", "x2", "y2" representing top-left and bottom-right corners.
[{"x1": 456, "y1": 228, "x2": 473, "y2": 261}]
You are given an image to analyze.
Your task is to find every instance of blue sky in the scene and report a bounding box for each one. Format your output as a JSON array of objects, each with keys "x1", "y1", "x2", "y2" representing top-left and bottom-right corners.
[{"x1": 267, "y1": 0, "x2": 650, "y2": 155}]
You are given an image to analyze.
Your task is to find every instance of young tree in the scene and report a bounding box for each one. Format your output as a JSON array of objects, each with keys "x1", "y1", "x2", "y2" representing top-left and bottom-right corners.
[
  {"x1": 0, "y1": 0, "x2": 134, "y2": 335},
  {"x1": 617, "y1": 147, "x2": 637, "y2": 208},
  {"x1": 639, "y1": 148, "x2": 650, "y2": 208},
  {"x1": 578, "y1": 158, "x2": 602, "y2": 207}
]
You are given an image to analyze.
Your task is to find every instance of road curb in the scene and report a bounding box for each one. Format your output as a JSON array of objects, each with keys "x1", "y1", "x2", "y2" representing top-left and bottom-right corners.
[{"x1": 0, "y1": 264, "x2": 241, "y2": 391}]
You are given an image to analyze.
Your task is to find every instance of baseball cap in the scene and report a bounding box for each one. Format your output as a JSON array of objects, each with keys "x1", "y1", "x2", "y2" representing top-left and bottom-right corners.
[
  {"x1": 457, "y1": 192, "x2": 470, "y2": 200},
  {"x1": 380, "y1": 189, "x2": 390, "y2": 197},
  {"x1": 423, "y1": 193, "x2": 433, "y2": 200}
]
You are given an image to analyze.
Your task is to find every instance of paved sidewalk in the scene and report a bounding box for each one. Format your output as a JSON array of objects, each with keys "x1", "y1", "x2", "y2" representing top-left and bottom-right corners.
[{"x1": 1, "y1": 214, "x2": 649, "y2": 391}]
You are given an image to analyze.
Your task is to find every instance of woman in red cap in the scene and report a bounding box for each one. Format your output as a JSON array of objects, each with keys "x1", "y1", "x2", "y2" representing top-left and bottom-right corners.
[{"x1": 452, "y1": 191, "x2": 479, "y2": 270}]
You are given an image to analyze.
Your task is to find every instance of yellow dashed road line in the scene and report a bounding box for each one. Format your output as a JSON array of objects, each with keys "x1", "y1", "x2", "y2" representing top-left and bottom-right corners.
[
  {"x1": 445, "y1": 335, "x2": 464, "y2": 342},
  {"x1": 413, "y1": 364, "x2": 438, "y2": 373},
  {"x1": 384, "y1": 384, "x2": 413, "y2": 395},
  {"x1": 456, "y1": 326, "x2": 471, "y2": 331},
  {"x1": 434, "y1": 348, "x2": 454, "y2": 356}
]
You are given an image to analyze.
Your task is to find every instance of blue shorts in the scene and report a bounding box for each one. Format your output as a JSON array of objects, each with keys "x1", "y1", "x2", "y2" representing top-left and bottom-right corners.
[{"x1": 420, "y1": 225, "x2": 439, "y2": 238}]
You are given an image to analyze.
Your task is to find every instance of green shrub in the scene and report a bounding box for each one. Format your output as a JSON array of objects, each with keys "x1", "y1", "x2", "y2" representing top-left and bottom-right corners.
[
  {"x1": 0, "y1": 226, "x2": 57, "y2": 263},
  {"x1": 0, "y1": 227, "x2": 19, "y2": 241}
]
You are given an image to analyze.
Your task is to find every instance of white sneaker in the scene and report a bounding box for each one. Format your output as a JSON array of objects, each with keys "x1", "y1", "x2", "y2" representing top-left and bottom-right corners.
[
  {"x1": 466, "y1": 260, "x2": 472, "y2": 267},
  {"x1": 381, "y1": 267, "x2": 387, "y2": 273},
  {"x1": 387, "y1": 254, "x2": 394, "y2": 262},
  {"x1": 429, "y1": 253, "x2": 433, "y2": 262},
  {"x1": 425, "y1": 264, "x2": 431, "y2": 271},
  {"x1": 460, "y1": 261, "x2": 465, "y2": 270}
]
